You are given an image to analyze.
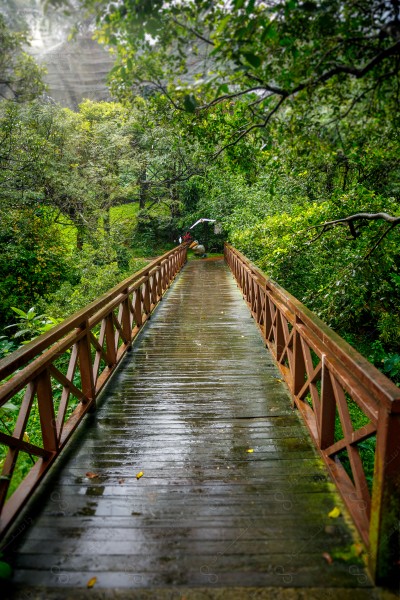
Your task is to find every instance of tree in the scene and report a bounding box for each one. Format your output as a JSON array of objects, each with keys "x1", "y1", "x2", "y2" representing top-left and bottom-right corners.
[
  {"x1": 0, "y1": 14, "x2": 46, "y2": 102},
  {"x1": 84, "y1": 0, "x2": 400, "y2": 154}
]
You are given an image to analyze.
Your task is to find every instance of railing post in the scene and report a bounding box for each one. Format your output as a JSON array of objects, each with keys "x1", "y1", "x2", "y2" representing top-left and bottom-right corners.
[
  {"x1": 319, "y1": 356, "x2": 336, "y2": 448},
  {"x1": 134, "y1": 288, "x2": 143, "y2": 327},
  {"x1": 292, "y1": 323, "x2": 306, "y2": 397},
  {"x1": 275, "y1": 311, "x2": 285, "y2": 361},
  {"x1": 369, "y1": 407, "x2": 400, "y2": 583},
  {"x1": 143, "y1": 277, "x2": 151, "y2": 314},
  {"x1": 264, "y1": 286, "x2": 272, "y2": 341},
  {"x1": 105, "y1": 314, "x2": 117, "y2": 366},
  {"x1": 156, "y1": 266, "x2": 163, "y2": 300},
  {"x1": 77, "y1": 320, "x2": 95, "y2": 406},
  {"x1": 36, "y1": 368, "x2": 58, "y2": 453},
  {"x1": 0, "y1": 382, "x2": 37, "y2": 510},
  {"x1": 121, "y1": 291, "x2": 132, "y2": 344},
  {"x1": 255, "y1": 285, "x2": 262, "y2": 326}
]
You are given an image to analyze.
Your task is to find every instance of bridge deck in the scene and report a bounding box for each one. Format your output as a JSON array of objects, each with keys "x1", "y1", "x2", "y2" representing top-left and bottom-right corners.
[{"x1": 6, "y1": 258, "x2": 373, "y2": 595}]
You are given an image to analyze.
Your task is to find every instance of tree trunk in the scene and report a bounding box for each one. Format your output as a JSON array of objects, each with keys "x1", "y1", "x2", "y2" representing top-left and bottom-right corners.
[
  {"x1": 139, "y1": 167, "x2": 147, "y2": 209},
  {"x1": 104, "y1": 206, "x2": 110, "y2": 236}
]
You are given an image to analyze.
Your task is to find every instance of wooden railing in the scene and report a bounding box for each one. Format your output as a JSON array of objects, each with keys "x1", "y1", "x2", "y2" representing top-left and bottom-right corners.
[
  {"x1": 225, "y1": 243, "x2": 400, "y2": 584},
  {"x1": 0, "y1": 244, "x2": 187, "y2": 537}
]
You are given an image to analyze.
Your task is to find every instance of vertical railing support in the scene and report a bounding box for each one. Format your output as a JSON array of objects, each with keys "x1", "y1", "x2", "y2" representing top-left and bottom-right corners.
[
  {"x1": 143, "y1": 277, "x2": 151, "y2": 315},
  {"x1": 105, "y1": 314, "x2": 117, "y2": 366},
  {"x1": 77, "y1": 320, "x2": 95, "y2": 407},
  {"x1": 134, "y1": 288, "x2": 143, "y2": 328},
  {"x1": 275, "y1": 312, "x2": 285, "y2": 361},
  {"x1": 369, "y1": 408, "x2": 400, "y2": 583},
  {"x1": 121, "y1": 291, "x2": 132, "y2": 345},
  {"x1": 319, "y1": 357, "x2": 336, "y2": 449},
  {"x1": 36, "y1": 368, "x2": 58, "y2": 453},
  {"x1": 156, "y1": 267, "x2": 163, "y2": 300},
  {"x1": 292, "y1": 324, "x2": 305, "y2": 398}
]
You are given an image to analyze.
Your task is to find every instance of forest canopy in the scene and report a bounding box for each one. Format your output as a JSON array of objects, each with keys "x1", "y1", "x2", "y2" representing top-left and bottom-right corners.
[{"x1": 0, "y1": 0, "x2": 400, "y2": 383}]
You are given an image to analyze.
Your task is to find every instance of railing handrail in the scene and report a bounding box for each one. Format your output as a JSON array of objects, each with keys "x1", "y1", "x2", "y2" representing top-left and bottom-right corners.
[
  {"x1": 225, "y1": 242, "x2": 400, "y2": 585},
  {"x1": 0, "y1": 245, "x2": 183, "y2": 386},
  {"x1": 0, "y1": 243, "x2": 187, "y2": 537},
  {"x1": 225, "y1": 244, "x2": 400, "y2": 411}
]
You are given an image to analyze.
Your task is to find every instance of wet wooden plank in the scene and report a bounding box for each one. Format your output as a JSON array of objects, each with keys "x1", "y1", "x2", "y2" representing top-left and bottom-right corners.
[
  {"x1": 4, "y1": 259, "x2": 372, "y2": 591},
  {"x1": 11, "y1": 567, "x2": 373, "y2": 590}
]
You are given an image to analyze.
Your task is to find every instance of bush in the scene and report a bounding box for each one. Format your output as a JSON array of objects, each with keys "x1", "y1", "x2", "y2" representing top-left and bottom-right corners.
[
  {"x1": 230, "y1": 190, "x2": 400, "y2": 371},
  {"x1": 0, "y1": 209, "x2": 73, "y2": 328}
]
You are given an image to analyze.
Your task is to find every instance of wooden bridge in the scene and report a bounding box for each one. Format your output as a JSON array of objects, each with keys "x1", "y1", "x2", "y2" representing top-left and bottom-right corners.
[{"x1": 0, "y1": 244, "x2": 399, "y2": 597}]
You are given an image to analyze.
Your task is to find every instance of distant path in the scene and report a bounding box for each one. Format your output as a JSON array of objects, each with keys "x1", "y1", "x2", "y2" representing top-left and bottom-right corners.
[{"x1": 8, "y1": 258, "x2": 374, "y2": 595}]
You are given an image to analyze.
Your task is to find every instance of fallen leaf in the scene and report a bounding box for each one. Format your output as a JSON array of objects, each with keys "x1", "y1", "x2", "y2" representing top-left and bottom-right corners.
[
  {"x1": 136, "y1": 471, "x2": 144, "y2": 480},
  {"x1": 246, "y1": 449, "x2": 254, "y2": 453},
  {"x1": 328, "y1": 506, "x2": 341, "y2": 519},
  {"x1": 322, "y1": 552, "x2": 333, "y2": 565},
  {"x1": 87, "y1": 576, "x2": 97, "y2": 588},
  {"x1": 23, "y1": 432, "x2": 30, "y2": 443},
  {"x1": 118, "y1": 478, "x2": 125, "y2": 484},
  {"x1": 85, "y1": 472, "x2": 99, "y2": 479}
]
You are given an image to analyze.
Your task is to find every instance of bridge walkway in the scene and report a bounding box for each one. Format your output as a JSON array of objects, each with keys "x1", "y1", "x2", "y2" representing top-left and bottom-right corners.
[{"x1": 7, "y1": 258, "x2": 373, "y2": 596}]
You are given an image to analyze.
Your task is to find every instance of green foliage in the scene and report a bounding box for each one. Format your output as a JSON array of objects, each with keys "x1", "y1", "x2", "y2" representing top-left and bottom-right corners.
[
  {"x1": 0, "y1": 209, "x2": 73, "y2": 325},
  {"x1": 0, "y1": 337, "x2": 16, "y2": 359},
  {"x1": 38, "y1": 241, "x2": 149, "y2": 319},
  {"x1": 383, "y1": 354, "x2": 400, "y2": 382},
  {"x1": 86, "y1": 0, "x2": 400, "y2": 150},
  {"x1": 5, "y1": 307, "x2": 62, "y2": 343},
  {"x1": 229, "y1": 190, "x2": 400, "y2": 368}
]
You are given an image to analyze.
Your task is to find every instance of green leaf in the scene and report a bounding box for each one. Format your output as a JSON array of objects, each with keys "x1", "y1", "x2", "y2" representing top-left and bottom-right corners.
[
  {"x1": 183, "y1": 94, "x2": 197, "y2": 113},
  {"x1": 0, "y1": 401, "x2": 18, "y2": 413},
  {"x1": 40, "y1": 323, "x2": 55, "y2": 332},
  {"x1": 242, "y1": 53, "x2": 262, "y2": 68},
  {"x1": 279, "y1": 37, "x2": 293, "y2": 47},
  {"x1": 10, "y1": 307, "x2": 27, "y2": 318},
  {"x1": 246, "y1": 0, "x2": 256, "y2": 14},
  {"x1": 217, "y1": 84, "x2": 229, "y2": 95},
  {"x1": 264, "y1": 23, "x2": 278, "y2": 40},
  {"x1": 233, "y1": 0, "x2": 246, "y2": 8},
  {"x1": 13, "y1": 329, "x2": 32, "y2": 338}
]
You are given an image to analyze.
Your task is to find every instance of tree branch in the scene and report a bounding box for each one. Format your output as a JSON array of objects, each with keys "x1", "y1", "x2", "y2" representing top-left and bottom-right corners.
[
  {"x1": 171, "y1": 17, "x2": 214, "y2": 46},
  {"x1": 364, "y1": 223, "x2": 398, "y2": 259},
  {"x1": 198, "y1": 87, "x2": 266, "y2": 110},
  {"x1": 212, "y1": 95, "x2": 286, "y2": 159},
  {"x1": 308, "y1": 212, "x2": 400, "y2": 243}
]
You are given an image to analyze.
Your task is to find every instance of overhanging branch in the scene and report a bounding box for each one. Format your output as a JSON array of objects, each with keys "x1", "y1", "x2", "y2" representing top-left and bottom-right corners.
[{"x1": 308, "y1": 212, "x2": 400, "y2": 243}]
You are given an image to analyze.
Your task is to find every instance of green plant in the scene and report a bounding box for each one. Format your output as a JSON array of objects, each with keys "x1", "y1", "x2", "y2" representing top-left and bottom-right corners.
[
  {"x1": 0, "y1": 336, "x2": 16, "y2": 359},
  {"x1": 383, "y1": 354, "x2": 400, "y2": 382},
  {"x1": 5, "y1": 307, "x2": 62, "y2": 343}
]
